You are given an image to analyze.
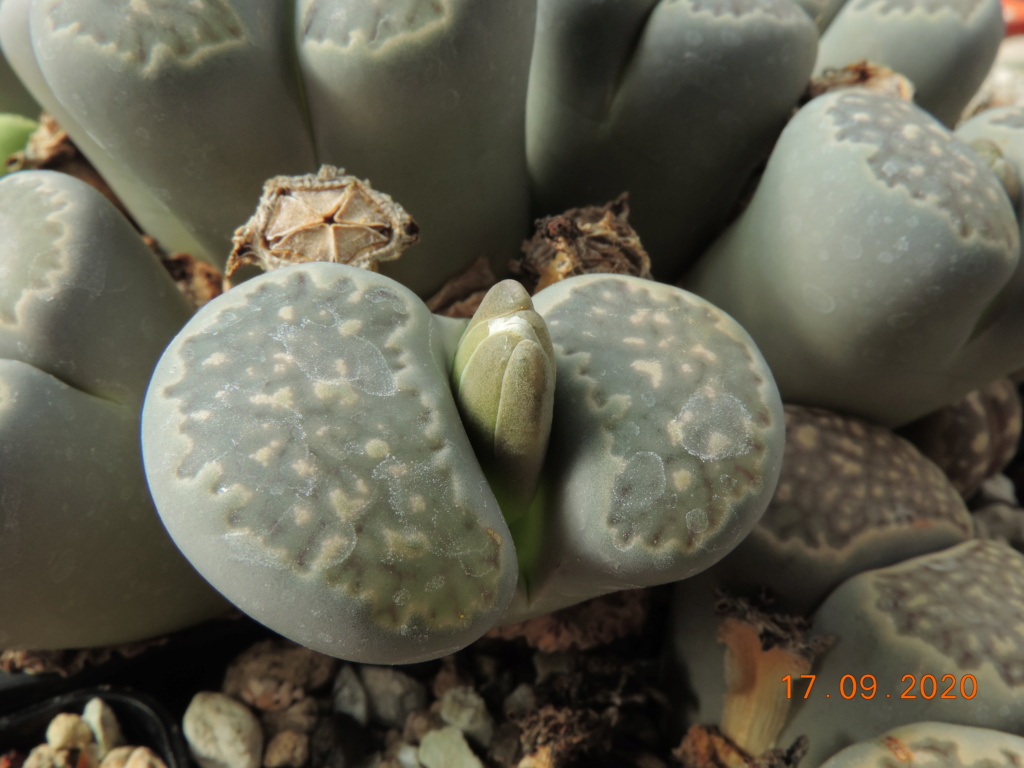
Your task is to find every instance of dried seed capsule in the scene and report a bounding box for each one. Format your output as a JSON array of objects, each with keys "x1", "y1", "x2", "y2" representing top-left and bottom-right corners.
[{"x1": 226, "y1": 166, "x2": 419, "y2": 279}]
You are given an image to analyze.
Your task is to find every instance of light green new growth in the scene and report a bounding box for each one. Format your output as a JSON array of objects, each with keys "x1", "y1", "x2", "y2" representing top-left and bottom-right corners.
[
  {"x1": 451, "y1": 280, "x2": 555, "y2": 570},
  {"x1": 0, "y1": 112, "x2": 35, "y2": 175}
]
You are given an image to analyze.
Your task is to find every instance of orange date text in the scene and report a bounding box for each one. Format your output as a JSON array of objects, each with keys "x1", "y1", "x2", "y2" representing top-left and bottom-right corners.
[{"x1": 781, "y1": 674, "x2": 978, "y2": 700}]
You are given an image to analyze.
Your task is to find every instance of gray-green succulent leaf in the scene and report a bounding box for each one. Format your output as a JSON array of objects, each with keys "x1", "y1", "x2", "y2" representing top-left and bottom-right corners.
[
  {"x1": 0, "y1": 169, "x2": 230, "y2": 651},
  {"x1": 815, "y1": 0, "x2": 1005, "y2": 126}
]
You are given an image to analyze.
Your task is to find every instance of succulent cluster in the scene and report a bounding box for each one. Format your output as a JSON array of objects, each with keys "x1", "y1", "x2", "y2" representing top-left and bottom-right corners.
[{"x1": 1, "y1": 0, "x2": 1024, "y2": 764}]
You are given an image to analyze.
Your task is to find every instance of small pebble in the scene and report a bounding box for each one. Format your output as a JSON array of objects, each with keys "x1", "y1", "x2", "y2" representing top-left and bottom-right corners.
[
  {"x1": 359, "y1": 667, "x2": 426, "y2": 729},
  {"x1": 532, "y1": 652, "x2": 574, "y2": 683},
  {"x1": 503, "y1": 684, "x2": 536, "y2": 717},
  {"x1": 47, "y1": 713, "x2": 94, "y2": 750},
  {"x1": 261, "y1": 698, "x2": 318, "y2": 738},
  {"x1": 332, "y1": 664, "x2": 369, "y2": 725},
  {"x1": 183, "y1": 692, "x2": 263, "y2": 768},
  {"x1": 393, "y1": 743, "x2": 420, "y2": 768},
  {"x1": 23, "y1": 745, "x2": 57, "y2": 768},
  {"x1": 223, "y1": 640, "x2": 336, "y2": 712},
  {"x1": 100, "y1": 747, "x2": 137, "y2": 768},
  {"x1": 262, "y1": 731, "x2": 308, "y2": 768},
  {"x1": 82, "y1": 698, "x2": 126, "y2": 756},
  {"x1": 122, "y1": 747, "x2": 169, "y2": 768},
  {"x1": 417, "y1": 726, "x2": 482, "y2": 768},
  {"x1": 438, "y1": 687, "x2": 493, "y2": 747}
]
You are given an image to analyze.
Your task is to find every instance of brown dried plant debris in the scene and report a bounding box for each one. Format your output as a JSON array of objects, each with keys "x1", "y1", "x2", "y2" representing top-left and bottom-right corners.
[
  {"x1": 511, "y1": 705, "x2": 614, "y2": 768},
  {"x1": 143, "y1": 235, "x2": 225, "y2": 308},
  {"x1": 513, "y1": 194, "x2": 653, "y2": 294},
  {"x1": 0, "y1": 637, "x2": 168, "y2": 678},
  {"x1": 713, "y1": 593, "x2": 833, "y2": 663},
  {"x1": 7, "y1": 112, "x2": 131, "y2": 220},
  {"x1": 672, "y1": 725, "x2": 808, "y2": 768},
  {"x1": 425, "y1": 256, "x2": 499, "y2": 318},
  {"x1": 802, "y1": 60, "x2": 914, "y2": 106},
  {"x1": 226, "y1": 165, "x2": 419, "y2": 279},
  {"x1": 487, "y1": 590, "x2": 651, "y2": 653},
  {"x1": 497, "y1": 652, "x2": 669, "y2": 768}
]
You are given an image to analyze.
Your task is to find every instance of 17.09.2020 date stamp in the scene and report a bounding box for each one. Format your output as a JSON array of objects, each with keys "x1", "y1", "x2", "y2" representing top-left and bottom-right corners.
[{"x1": 782, "y1": 674, "x2": 978, "y2": 700}]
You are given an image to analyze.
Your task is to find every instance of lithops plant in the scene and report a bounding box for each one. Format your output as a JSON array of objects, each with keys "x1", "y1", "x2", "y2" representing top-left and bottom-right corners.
[
  {"x1": 898, "y1": 377, "x2": 1023, "y2": 499},
  {"x1": 16, "y1": 0, "x2": 315, "y2": 266},
  {"x1": 526, "y1": 0, "x2": 818, "y2": 279},
  {"x1": 687, "y1": 88, "x2": 1023, "y2": 427},
  {"x1": 294, "y1": 0, "x2": 536, "y2": 296},
  {"x1": 141, "y1": 265, "x2": 784, "y2": 664},
  {"x1": 0, "y1": 0, "x2": 536, "y2": 297},
  {"x1": 776, "y1": 540, "x2": 1024, "y2": 766},
  {"x1": 705, "y1": 405, "x2": 974, "y2": 614},
  {"x1": 0, "y1": 169, "x2": 228, "y2": 650},
  {"x1": 506, "y1": 274, "x2": 785, "y2": 621},
  {"x1": 815, "y1": 0, "x2": 1005, "y2": 126},
  {"x1": 0, "y1": 31, "x2": 35, "y2": 118},
  {"x1": 793, "y1": 0, "x2": 849, "y2": 31},
  {"x1": 819, "y1": 722, "x2": 1024, "y2": 768},
  {"x1": 668, "y1": 404, "x2": 973, "y2": 757},
  {"x1": 957, "y1": 104, "x2": 1024, "y2": 210}
]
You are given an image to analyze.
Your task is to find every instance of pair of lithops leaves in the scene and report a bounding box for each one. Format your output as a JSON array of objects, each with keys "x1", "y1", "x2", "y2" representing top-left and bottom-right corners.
[
  {"x1": 687, "y1": 87, "x2": 1024, "y2": 428},
  {"x1": 140, "y1": 254, "x2": 786, "y2": 664},
  {"x1": 669, "y1": 397, "x2": 1024, "y2": 766},
  {"x1": 0, "y1": 170, "x2": 230, "y2": 651},
  {"x1": 0, "y1": 0, "x2": 1000, "y2": 298}
]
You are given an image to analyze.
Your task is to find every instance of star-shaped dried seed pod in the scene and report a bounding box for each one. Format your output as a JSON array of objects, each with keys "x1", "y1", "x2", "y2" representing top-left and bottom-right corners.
[{"x1": 226, "y1": 166, "x2": 419, "y2": 279}]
